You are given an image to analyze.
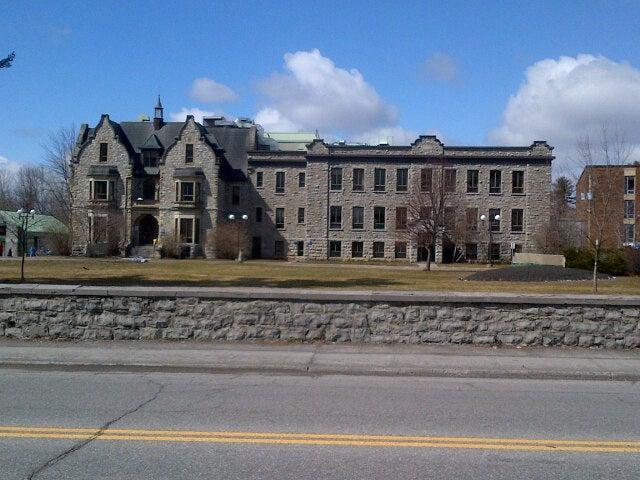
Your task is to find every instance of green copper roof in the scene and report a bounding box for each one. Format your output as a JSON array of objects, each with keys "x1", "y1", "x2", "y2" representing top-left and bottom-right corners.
[{"x1": 0, "y1": 211, "x2": 68, "y2": 234}]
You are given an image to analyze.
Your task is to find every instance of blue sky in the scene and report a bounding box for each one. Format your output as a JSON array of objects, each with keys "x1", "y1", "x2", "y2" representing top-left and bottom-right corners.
[{"x1": 2, "y1": 0, "x2": 640, "y2": 174}]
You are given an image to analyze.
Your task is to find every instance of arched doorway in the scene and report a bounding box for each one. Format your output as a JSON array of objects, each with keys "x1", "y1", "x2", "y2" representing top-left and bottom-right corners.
[{"x1": 137, "y1": 215, "x2": 159, "y2": 246}]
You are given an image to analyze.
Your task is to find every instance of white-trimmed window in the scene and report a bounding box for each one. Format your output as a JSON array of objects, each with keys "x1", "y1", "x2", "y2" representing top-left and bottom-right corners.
[
  {"x1": 89, "y1": 179, "x2": 115, "y2": 201},
  {"x1": 174, "y1": 180, "x2": 200, "y2": 202},
  {"x1": 174, "y1": 215, "x2": 200, "y2": 244}
]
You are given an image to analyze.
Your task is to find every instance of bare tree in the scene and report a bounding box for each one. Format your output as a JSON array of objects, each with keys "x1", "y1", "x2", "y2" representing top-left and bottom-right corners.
[
  {"x1": 41, "y1": 125, "x2": 77, "y2": 251},
  {"x1": 0, "y1": 169, "x2": 16, "y2": 210},
  {"x1": 0, "y1": 210, "x2": 46, "y2": 282},
  {"x1": 210, "y1": 220, "x2": 250, "y2": 260},
  {"x1": 13, "y1": 166, "x2": 49, "y2": 213},
  {"x1": 575, "y1": 126, "x2": 632, "y2": 292},
  {"x1": 404, "y1": 162, "x2": 461, "y2": 270},
  {"x1": 536, "y1": 176, "x2": 577, "y2": 254},
  {"x1": 0, "y1": 51, "x2": 15, "y2": 69}
]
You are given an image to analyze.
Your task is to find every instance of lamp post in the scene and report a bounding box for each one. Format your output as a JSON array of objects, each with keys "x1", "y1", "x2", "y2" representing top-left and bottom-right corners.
[
  {"x1": 228, "y1": 214, "x2": 249, "y2": 262},
  {"x1": 16, "y1": 208, "x2": 36, "y2": 283},
  {"x1": 480, "y1": 213, "x2": 500, "y2": 267}
]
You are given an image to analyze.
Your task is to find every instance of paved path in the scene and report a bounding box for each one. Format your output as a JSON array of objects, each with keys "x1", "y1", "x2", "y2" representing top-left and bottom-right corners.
[{"x1": 1, "y1": 368, "x2": 639, "y2": 479}]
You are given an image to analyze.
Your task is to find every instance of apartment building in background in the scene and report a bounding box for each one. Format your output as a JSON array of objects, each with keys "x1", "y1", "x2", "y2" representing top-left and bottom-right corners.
[
  {"x1": 576, "y1": 165, "x2": 639, "y2": 248},
  {"x1": 71, "y1": 99, "x2": 554, "y2": 263}
]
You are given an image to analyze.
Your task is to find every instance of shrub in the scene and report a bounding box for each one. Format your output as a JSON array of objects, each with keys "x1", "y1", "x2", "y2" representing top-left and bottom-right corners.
[
  {"x1": 562, "y1": 246, "x2": 629, "y2": 276},
  {"x1": 159, "y1": 230, "x2": 180, "y2": 259},
  {"x1": 211, "y1": 221, "x2": 250, "y2": 259},
  {"x1": 622, "y1": 247, "x2": 640, "y2": 276}
]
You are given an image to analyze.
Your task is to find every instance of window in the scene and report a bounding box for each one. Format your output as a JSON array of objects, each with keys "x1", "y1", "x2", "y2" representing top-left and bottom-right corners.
[
  {"x1": 489, "y1": 243, "x2": 501, "y2": 261},
  {"x1": 274, "y1": 240, "x2": 285, "y2": 258},
  {"x1": 372, "y1": 241, "x2": 385, "y2": 258},
  {"x1": 352, "y1": 206, "x2": 364, "y2": 229},
  {"x1": 185, "y1": 144, "x2": 194, "y2": 163},
  {"x1": 421, "y1": 168, "x2": 432, "y2": 192},
  {"x1": 625, "y1": 176, "x2": 635, "y2": 195},
  {"x1": 511, "y1": 208, "x2": 524, "y2": 232},
  {"x1": 93, "y1": 180, "x2": 108, "y2": 200},
  {"x1": 419, "y1": 206, "x2": 431, "y2": 220},
  {"x1": 296, "y1": 241, "x2": 304, "y2": 257},
  {"x1": 444, "y1": 207, "x2": 456, "y2": 230},
  {"x1": 255, "y1": 207, "x2": 263, "y2": 223},
  {"x1": 275, "y1": 171, "x2": 285, "y2": 193},
  {"x1": 329, "y1": 240, "x2": 342, "y2": 258},
  {"x1": 374, "y1": 206, "x2": 385, "y2": 230},
  {"x1": 465, "y1": 243, "x2": 478, "y2": 261},
  {"x1": 466, "y1": 208, "x2": 478, "y2": 231},
  {"x1": 624, "y1": 200, "x2": 635, "y2": 219},
  {"x1": 512, "y1": 171, "x2": 524, "y2": 194},
  {"x1": 142, "y1": 150, "x2": 158, "y2": 167},
  {"x1": 0, "y1": 225, "x2": 5, "y2": 236},
  {"x1": 513, "y1": 244, "x2": 523, "y2": 254},
  {"x1": 353, "y1": 168, "x2": 364, "y2": 191},
  {"x1": 624, "y1": 224, "x2": 635, "y2": 244},
  {"x1": 330, "y1": 167, "x2": 343, "y2": 190},
  {"x1": 395, "y1": 207, "x2": 407, "y2": 230},
  {"x1": 99, "y1": 143, "x2": 108, "y2": 162},
  {"x1": 177, "y1": 182, "x2": 195, "y2": 202},
  {"x1": 444, "y1": 169, "x2": 457, "y2": 192},
  {"x1": 489, "y1": 208, "x2": 501, "y2": 232},
  {"x1": 231, "y1": 186, "x2": 240, "y2": 206},
  {"x1": 275, "y1": 208, "x2": 285, "y2": 229},
  {"x1": 179, "y1": 218, "x2": 194, "y2": 243},
  {"x1": 298, "y1": 207, "x2": 305, "y2": 224},
  {"x1": 142, "y1": 178, "x2": 156, "y2": 200},
  {"x1": 351, "y1": 241, "x2": 363, "y2": 258},
  {"x1": 489, "y1": 170, "x2": 502, "y2": 194},
  {"x1": 374, "y1": 168, "x2": 386, "y2": 191},
  {"x1": 329, "y1": 206, "x2": 342, "y2": 229},
  {"x1": 298, "y1": 172, "x2": 306, "y2": 188},
  {"x1": 256, "y1": 171, "x2": 263, "y2": 188},
  {"x1": 394, "y1": 242, "x2": 407, "y2": 259},
  {"x1": 467, "y1": 170, "x2": 479, "y2": 193},
  {"x1": 396, "y1": 168, "x2": 408, "y2": 192}
]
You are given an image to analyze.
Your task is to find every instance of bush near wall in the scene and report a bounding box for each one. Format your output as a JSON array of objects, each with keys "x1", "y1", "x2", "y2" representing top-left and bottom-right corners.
[{"x1": 563, "y1": 247, "x2": 638, "y2": 276}]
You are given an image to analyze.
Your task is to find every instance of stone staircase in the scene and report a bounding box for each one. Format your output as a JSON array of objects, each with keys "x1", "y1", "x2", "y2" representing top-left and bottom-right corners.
[{"x1": 130, "y1": 245, "x2": 156, "y2": 259}]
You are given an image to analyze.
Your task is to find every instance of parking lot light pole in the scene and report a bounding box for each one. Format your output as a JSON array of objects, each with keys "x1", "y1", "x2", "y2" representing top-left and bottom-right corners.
[
  {"x1": 480, "y1": 213, "x2": 500, "y2": 267},
  {"x1": 228, "y1": 214, "x2": 249, "y2": 262}
]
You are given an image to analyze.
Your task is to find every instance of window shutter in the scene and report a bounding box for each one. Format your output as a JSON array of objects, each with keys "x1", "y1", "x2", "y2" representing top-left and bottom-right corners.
[
  {"x1": 89, "y1": 180, "x2": 93, "y2": 200},
  {"x1": 174, "y1": 218, "x2": 178, "y2": 239},
  {"x1": 175, "y1": 182, "x2": 179, "y2": 201},
  {"x1": 196, "y1": 182, "x2": 201, "y2": 203},
  {"x1": 109, "y1": 181, "x2": 115, "y2": 200}
]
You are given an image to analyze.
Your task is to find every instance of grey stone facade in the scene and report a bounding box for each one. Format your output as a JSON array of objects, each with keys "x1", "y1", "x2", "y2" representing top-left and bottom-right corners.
[
  {"x1": 71, "y1": 102, "x2": 553, "y2": 263},
  {"x1": 1, "y1": 287, "x2": 638, "y2": 348}
]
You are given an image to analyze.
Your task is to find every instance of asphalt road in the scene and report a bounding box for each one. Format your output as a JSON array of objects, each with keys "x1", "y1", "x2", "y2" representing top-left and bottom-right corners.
[{"x1": 1, "y1": 369, "x2": 639, "y2": 479}]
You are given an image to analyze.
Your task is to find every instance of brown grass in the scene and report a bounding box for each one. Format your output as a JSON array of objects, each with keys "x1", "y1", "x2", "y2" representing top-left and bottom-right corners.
[{"x1": 0, "y1": 258, "x2": 638, "y2": 295}]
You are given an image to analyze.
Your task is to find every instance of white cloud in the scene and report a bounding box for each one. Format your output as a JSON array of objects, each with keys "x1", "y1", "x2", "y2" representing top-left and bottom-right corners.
[
  {"x1": 353, "y1": 126, "x2": 418, "y2": 146},
  {"x1": 169, "y1": 107, "x2": 224, "y2": 123},
  {"x1": 189, "y1": 77, "x2": 238, "y2": 103},
  {"x1": 255, "y1": 49, "x2": 398, "y2": 136},
  {"x1": 0, "y1": 155, "x2": 22, "y2": 173},
  {"x1": 490, "y1": 54, "x2": 640, "y2": 173},
  {"x1": 422, "y1": 53, "x2": 459, "y2": 84}
]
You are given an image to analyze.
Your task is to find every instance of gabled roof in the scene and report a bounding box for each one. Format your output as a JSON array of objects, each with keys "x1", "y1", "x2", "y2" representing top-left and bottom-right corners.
[
  {"x1": 0, "y1": 211, "x2": 68, "y2": 234},
  {"x1": 139, "y1": 133, "x2": 162, "y2": 150}
]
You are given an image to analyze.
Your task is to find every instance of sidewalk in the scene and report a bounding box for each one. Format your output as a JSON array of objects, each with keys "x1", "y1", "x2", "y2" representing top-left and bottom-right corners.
[{"x1": 1, "y1": 339, "x2": 640, "y2": 380}]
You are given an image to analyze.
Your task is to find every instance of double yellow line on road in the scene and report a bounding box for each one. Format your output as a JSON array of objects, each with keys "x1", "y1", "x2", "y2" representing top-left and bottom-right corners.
[{"x1": 0, "y1": 426, "x2": 639, "y2": 453}]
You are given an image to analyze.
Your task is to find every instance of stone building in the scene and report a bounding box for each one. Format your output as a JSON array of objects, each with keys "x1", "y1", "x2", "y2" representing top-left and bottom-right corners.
[
  {"x1": 576, "y1": 164, "x2": 639, "y2": 248},
  {"x1": 71, "y1": 99, "x2": 554, "y2": 262}
]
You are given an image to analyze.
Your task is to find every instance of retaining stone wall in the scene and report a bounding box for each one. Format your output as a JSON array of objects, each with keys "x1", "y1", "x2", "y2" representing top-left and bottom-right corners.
[{"x1": 1, "y1": 288, "x2": 639, "y2": 348}]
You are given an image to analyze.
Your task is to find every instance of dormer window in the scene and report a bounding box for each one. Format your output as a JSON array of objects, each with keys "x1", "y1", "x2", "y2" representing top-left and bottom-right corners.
[
  {"x1": 99, "y1": 143, "x2": 108, "y2": 162},
  {"x1": 142, "y1": 150, "x2": 159, "y2": 167},
  {"x1": 185, "y1": 144, "x2": 194, "y2": 163}
]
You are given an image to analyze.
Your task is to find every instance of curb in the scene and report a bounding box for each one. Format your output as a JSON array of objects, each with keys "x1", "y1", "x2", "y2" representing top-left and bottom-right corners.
[{"x1": 2, "y1": 361, "x2": 637, "y2": 381}]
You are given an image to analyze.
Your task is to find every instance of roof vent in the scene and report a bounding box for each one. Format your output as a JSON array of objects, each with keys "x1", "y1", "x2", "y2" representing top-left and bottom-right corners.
[{"x1": 235, "y1": 117, "x2": 254, "y2": 128}]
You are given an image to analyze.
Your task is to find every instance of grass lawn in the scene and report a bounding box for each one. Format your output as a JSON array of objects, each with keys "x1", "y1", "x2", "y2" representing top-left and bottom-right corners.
[{"x1": 0, "y1": 257, "x2": 638, "y2": 295}]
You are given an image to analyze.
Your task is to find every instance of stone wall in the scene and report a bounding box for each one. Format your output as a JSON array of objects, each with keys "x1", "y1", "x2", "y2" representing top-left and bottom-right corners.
[{"x1": 0, "y1": 286, "x2": 639, "y2": 348}]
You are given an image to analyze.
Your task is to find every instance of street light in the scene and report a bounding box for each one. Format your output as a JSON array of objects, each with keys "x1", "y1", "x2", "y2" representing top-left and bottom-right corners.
[
  {"x1": 480, "y1": 213, "x2": 500, "y2": 267},
  {"x1": 228, "y1": 213, "x2": 249, "y2": 262},
  {"x1": 16, "y1": 208, "x2": 36, "y2": 283}
]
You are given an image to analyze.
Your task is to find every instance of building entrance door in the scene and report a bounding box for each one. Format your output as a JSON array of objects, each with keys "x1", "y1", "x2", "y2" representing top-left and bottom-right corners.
[
  {"x1": 252, "y1": 237, "x2": 262, "y2": 259},
  {"x1": 138, "y1": 215, "x2": 159, "y2": 246}
]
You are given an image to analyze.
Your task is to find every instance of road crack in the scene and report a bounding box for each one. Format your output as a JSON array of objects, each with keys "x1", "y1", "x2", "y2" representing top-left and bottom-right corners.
[{"x1": 25, "y1": 380, "x2": 165, "y2": 480}]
